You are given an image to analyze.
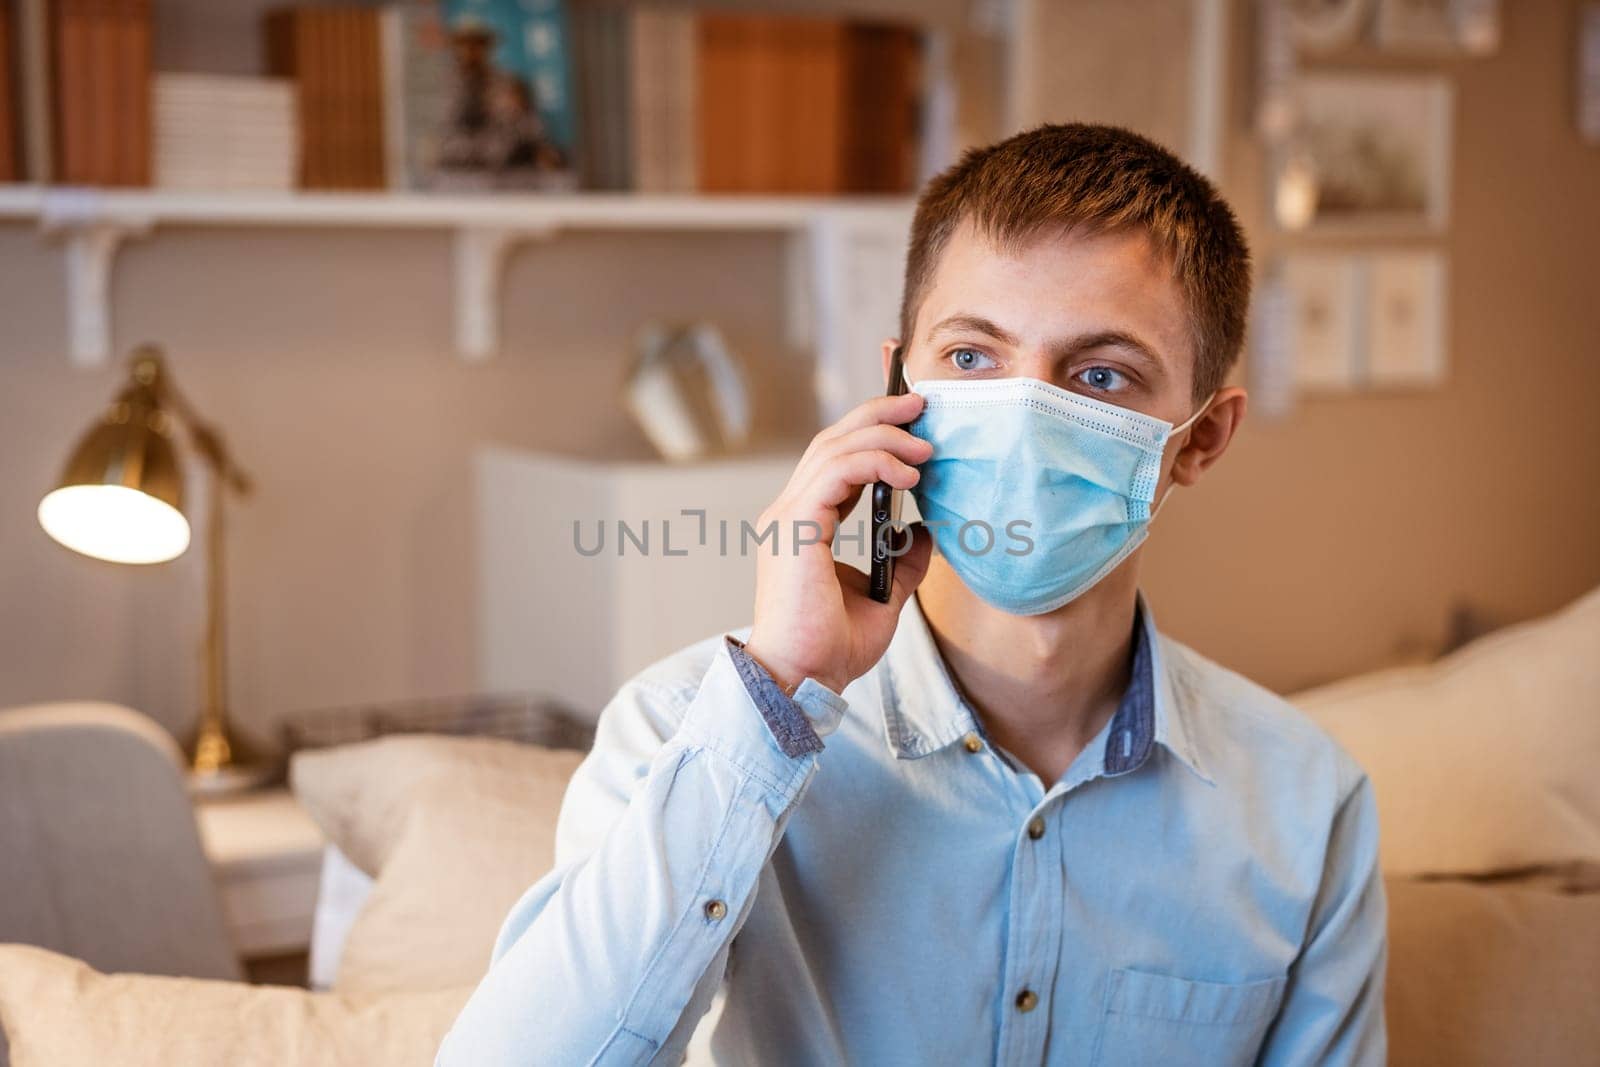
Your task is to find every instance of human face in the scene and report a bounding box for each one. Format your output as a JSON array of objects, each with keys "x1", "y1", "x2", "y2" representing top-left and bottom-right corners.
[
  {"x1": 896, "y1": 218, "x2": 1201, "y2": 427},
  {"x1": 886, "y1": 217, "x2": 1246, "y2": 506}
]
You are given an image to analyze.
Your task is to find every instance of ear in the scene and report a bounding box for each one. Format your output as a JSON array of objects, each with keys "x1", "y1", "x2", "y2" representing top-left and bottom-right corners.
[
  {"x1": 1170, "y1": 387, "x2": 1247, "y2": 487},
  {"x1": 880, "y1": 338, "x2": 902, "y2": 388}
]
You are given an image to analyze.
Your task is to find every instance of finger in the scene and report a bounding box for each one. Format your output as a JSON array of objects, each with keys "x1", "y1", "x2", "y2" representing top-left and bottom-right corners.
[
  {"x1": 795, "y1": 423, "x2": 932, "y2": 483},
  {"x1": 812, "y1": 391, "x2": 925, "y2": 449},
  {"x1": 794, "y1": 392, "x2": 924, "y2": 488},
  {"x1": 832, "y1": 483, "x2": 866, "y2": 524},
  {"x1": 804, "y1": 450, "x2": 919, "y2": 513}
]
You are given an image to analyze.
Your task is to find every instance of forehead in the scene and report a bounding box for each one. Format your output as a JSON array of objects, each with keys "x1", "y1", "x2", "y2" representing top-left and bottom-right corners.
[{"x1": 916, "y1": 218, "x2": 1196, "y2": 382}]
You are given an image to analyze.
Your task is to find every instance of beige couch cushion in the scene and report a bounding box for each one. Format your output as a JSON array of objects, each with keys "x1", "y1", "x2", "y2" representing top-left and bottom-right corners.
[
  {"x1": 1295, "y1": 586, "x2": 1600, "y2": 877},
  {"x1": 290, "y1": 735, "x2": 584, "y2": 878},
  {"x1": 0, "y1": 943, "x2": 469, "y2": 1067},
  {"x1": 1386, "y1": 876, "x2": 1600, "y2": 1066},
  {"x1": 289, "y1": 735, "x2": 585, "y2": 993}
]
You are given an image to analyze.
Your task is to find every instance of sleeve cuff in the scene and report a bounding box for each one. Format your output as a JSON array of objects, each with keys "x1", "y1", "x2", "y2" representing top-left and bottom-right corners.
[{"x1": 723, "y1": 636, "x2": 846, "y2": 757}]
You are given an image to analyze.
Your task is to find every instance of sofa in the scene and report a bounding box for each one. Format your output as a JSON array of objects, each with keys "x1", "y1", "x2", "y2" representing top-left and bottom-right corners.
[{"x1": 1, "y1": 586, "x2": 1596, "y2": 1066}]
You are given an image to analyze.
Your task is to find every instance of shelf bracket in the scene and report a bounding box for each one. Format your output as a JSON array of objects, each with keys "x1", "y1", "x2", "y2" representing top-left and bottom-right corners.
[
  {"x1": 453, "y1": 224, "x2": 556, "y2": 361},
  {"x1": 39, "y1": 190, "x2": 153, "y2": 367}
]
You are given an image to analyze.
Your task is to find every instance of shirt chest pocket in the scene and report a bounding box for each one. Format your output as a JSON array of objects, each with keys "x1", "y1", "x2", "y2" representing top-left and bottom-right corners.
[{"x1": 1089, "y1": 967, "x2": 1288, "y2": 1067}]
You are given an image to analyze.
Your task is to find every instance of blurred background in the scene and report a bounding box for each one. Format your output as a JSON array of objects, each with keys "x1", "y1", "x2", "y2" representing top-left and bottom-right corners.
[{"x1": 0, "y1": 0, "x2": 1595, "y2": 755}]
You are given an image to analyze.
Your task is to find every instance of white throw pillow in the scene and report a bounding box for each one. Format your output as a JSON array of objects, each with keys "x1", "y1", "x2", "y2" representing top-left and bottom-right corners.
[
  {"x1": 333, "y1": 774, "x2": 567, "y2": 993},
  {"x1": 0, "y1": 943, "x2": 469, "y2": 1067},
  {"x1": 290, "y1": 735, "x2": 583, "y2": 878},
  {"x1": 1294, "y1": 585, "x2": 1600, "y2": 877},
  {"x1": 289, "y1": 735, "x2": 585, "y2": 993}
]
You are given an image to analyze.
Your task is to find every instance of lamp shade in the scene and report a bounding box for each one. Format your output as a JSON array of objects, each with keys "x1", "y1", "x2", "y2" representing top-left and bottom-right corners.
[{"x1": 38, "y1": 364, "x2": 192, "y2": 565}]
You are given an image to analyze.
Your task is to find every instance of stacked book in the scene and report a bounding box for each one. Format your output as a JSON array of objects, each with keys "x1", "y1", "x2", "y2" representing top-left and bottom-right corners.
[
  {"x1": 573, "y1": 6, "x2": 925, "y2": 195},
  {"x1": 153, "y1": 74, "x2": 298, "y2": 191}
]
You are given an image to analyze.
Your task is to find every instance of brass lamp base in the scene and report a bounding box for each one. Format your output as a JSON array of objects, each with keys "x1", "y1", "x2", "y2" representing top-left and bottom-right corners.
[
  {"x1": 186, "y1": 718, "x2": 273, "y2": 797},
  {"x1": 192, "y1": 721, "x2": 233, "y2": 774},
  {"x1": 187, "y1": 763, "x2": 275, "y2": 797}
]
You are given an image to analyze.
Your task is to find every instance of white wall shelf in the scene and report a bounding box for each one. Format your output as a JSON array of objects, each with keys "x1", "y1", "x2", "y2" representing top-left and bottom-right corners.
[{"x1": 0, "y1": 185, "x2": 914, "y2": 377}]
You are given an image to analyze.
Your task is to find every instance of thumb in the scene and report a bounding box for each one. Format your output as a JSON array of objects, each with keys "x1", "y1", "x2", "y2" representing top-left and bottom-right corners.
[{"x1": 886, "y1": 522, "x2": 933, "y2": 613}]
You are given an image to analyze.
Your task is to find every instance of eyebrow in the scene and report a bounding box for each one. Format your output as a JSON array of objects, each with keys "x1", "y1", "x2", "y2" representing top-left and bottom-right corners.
[{"x1": 926, "y1": 313, "x2": 1164, "y2": 370}]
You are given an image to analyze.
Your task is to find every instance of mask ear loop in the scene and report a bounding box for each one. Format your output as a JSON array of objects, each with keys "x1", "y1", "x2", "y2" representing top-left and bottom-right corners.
[{"x1": 1149, "y1": 393, "x2": 1216, "y2": 520}]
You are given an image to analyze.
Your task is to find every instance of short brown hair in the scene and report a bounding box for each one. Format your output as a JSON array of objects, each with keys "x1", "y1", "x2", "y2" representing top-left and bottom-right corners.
[{"x1": 899, "y1": 123, "x2": 1251, "y2": 401}]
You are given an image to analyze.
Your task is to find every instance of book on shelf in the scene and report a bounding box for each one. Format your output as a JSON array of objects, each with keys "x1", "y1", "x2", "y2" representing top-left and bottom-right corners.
[
  {"x1": 265, "y1": 5, "x2": 387, "y2": 189},
  {"x1": 13, "y1": 0, "x2": 51, "y2": 181},
  {"x1": 25, "y1": 0, "x2": 151, "y2": 185},
  {"x1": 374, "y1": 0, "x2": 580, "y2": 192},
  {"x1": 154, "y1": 73, "x2": 297, "y2": 191},
  {"x1": 839, "y1": 21, "x2": 924, "y2": 194},
  {"x1": 694, "y1": 12, "x2": 923, "y2": 195},
  {"x1": 378, "y1": 2, "x2": 453, "y2": 190},
  {"x1": 628, "y1": 4, "x2": 695, "y2": 194},
  {"x1": 416, "y1": 0, "x2": 578, "y2": 191},
  {"x1": 0, "y1": 0, "x2": 16, "y2": 181},
  {"x1": 568, "y1": 0, "x2": 630, "y2": 191},
  {"x1": 118, "y1": 0, "x2": 153, "y2": 186},
  {"x1": 566, "y1": 6, "x2": 926, "y2": 196}
]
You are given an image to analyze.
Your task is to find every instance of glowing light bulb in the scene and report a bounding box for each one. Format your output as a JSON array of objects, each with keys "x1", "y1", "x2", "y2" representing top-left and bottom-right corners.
[
  {"x1": 38, "y1": 484, "x2": 192, "y2": 564},
  {"x1": 1275, "y1": 153, "x2": 1319, "y2": 232}
]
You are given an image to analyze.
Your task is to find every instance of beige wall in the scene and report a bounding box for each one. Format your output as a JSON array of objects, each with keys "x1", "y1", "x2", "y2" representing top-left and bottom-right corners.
[
  {"x1": 0, "y1": 228, "x2": 810, "y2": 744},
  {"x1": 1, "y1": 0, "x2": 1596, "y2": 749},
  {"x1": 1139, "y1": 0, "x2": 1600, "y2": 688}
]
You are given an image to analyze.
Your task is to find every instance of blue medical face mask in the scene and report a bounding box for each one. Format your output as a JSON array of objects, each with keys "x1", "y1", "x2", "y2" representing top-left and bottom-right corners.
[{"x1": 907, "y1": 375, "x2": 1212, "y2": 616}]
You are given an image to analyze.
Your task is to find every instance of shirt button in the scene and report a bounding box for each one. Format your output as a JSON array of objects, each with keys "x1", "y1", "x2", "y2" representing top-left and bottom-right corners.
[
  {"x1": 962, "y1": 733, "x2": 983, "y2": 753},
  {"x1": 1015, "y1": 988, "x2": 1039, "y2": 1013},
  {"x1": 1027, "y1": 816, "x2": 1046, "y2": 840},
  {"x1": 704, "y1": 899, "x2": 728, "y2": 921}
]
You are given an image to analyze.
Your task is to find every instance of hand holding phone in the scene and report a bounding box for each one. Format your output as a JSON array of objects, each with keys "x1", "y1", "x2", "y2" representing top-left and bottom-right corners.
[{"x1": 742, "y1": 346, "x2": 932, "y2": 695}]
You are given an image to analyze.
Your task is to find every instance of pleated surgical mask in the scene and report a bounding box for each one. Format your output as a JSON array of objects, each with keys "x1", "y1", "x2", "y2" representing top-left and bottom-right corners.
[{"x1": 907, "y1": 375, "x2": 1211, "y2": 616}]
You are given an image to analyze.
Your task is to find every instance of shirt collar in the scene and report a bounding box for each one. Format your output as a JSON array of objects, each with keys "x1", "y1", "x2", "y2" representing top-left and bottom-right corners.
[{"x1": 879, "y1": 591, "x2": 1211, "y2": 785}]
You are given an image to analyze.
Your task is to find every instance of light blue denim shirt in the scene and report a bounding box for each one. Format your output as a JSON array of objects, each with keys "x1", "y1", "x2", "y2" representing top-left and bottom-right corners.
[{"x1": 437, "y1": 593, "x2": 1385, "y2": 1066}]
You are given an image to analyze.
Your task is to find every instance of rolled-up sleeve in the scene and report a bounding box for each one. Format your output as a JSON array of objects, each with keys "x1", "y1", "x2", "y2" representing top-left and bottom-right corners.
[
  {"x1": 436, "y1": 638, "x2": 846, "y2": 1067},
  {"x1": 1258, "y1": 774, "x2": 1388, "y2": 1066}
]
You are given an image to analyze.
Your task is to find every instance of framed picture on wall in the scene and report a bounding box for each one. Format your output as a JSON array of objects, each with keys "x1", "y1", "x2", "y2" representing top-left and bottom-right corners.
[
  {"x1": 1268, "y1": 250, "x2": 1449, "y2": 396},
  {"x1": 1281, "y1": 254, "x2": 1363, "y2": 390},
  {"x1": 1375, "y1": 0, "x2": 1501, "y2": 55},
  {"x1": 1366, "y1": 251, "x2": 1447, "y2": 386},
  {"x1": 1272, "y1": 74, "x2": 1454, "y2": 234},
  {"x1": 1582, "y1": 4, "x2": 1600, "y2": 144},
  {"x1": 1287, "y1": 0, "x2": 1373, "y2": 51}
]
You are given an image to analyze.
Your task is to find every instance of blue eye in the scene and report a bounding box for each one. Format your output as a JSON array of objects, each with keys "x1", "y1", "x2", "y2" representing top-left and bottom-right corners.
[
  {"x1": 949, "y1": 348, "x2": 997, "y2": 372},
  {"x1": 1076, "y1": 365, "x2": 1129, "y2": 392}
]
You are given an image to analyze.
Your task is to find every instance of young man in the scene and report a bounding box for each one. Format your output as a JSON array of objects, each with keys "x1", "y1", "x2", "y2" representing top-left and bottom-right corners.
[{"x1": 438, "y1": 124, "x2": 1386, "y2": 1066}]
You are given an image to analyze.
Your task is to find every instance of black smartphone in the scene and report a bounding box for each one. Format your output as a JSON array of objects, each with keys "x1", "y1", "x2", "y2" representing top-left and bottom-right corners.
[{"x1": 869, "y1": 345, "x2": 908, "y2": 604}]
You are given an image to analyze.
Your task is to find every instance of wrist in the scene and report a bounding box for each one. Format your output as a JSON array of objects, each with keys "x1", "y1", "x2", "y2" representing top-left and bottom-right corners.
[{"x1": 741, "y1": 639, "x2": 845, "y2": 697}]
